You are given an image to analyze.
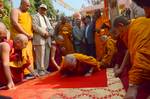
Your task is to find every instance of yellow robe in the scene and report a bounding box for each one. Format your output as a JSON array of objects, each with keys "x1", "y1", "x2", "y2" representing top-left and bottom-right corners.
[
  {"x1": 101, "y1": 38, "x2": 116, "y2": 66},
  {"x1": 60, "y1": 53, "x2": 100, "y2": 75},
  {"x1": 10, "y1": 12, "x2": 33, "y2": 74},
  {"x1": 58, "y1": 23, "x2": 74, "y2": 55},
  {"x1": 124, "y1": 17, "x2": 150, "y2": 85}
]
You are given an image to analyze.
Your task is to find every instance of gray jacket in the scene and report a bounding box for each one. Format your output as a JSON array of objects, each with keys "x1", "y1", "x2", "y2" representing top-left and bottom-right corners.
[{"x1": 32, "y1": 13, "x2": 54, "y2": 46}]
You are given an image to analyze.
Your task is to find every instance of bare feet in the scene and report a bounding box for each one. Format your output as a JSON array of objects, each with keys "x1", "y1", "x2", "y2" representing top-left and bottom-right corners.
[
  {"x1": 7, "y1": 81, "x2": 15, "y2": 89},
  {"x1": 125, "y1": 85, "x2": 138, "y2": 99}
]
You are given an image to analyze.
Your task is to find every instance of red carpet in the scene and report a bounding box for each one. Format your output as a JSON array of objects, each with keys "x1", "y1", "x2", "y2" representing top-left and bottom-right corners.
[{"x1": 0, "y1": 69, "x2": 107, "y2": 98}]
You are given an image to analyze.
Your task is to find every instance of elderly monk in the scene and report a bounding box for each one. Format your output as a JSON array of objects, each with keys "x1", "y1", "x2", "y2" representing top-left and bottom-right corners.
[
  {"x1": 112, "y1": 12, "x2": 150, "y2": 99},
  {"x1": 60, "y1": 53, "x2": 100, "y2": 76},
  {"x1": 55, "y1": 16, "x2": 74, "y2": 55},
  {"x1": 0, "y1": 22, "x2": 38, "y2": 89},
  {"x1": 10, "y1": 0, "x2": 33, "y2": 75}
]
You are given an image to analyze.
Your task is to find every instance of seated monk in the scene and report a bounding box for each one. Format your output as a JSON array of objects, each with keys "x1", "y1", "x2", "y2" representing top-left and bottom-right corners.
[
  {"x1": 60, "y1": 53, "x2": 100, "y2": 76},
  {"x1": 49, "y1": 35, "x2": 65, "y2": 72},
  {"x1": 0, "y1": 23, "x2": 38, "y2": 89},
  {"x1": 112, "y1": 13, "x2": 150, "y2": 99}
]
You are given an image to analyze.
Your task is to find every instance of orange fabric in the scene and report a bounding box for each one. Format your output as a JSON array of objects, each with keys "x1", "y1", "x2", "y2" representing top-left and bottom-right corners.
[
  {"x1": 10, "y1": 12, "x2": 33, "y2": 74},
  {"x1": 101, "y1": 38, "x2": 116, "y2": 66},
  {"x1": 95, "y1": 17, "x2": 104, "y2": 60},
  {"x1": 73, "y1": 53, "x2": 100, "y2": 69},
  {"x1": 58, "y1": 23, "x2": 74, "y2": 55},
  {"x1": 60, "y1": 53, "x2": 100, "y2": 75},
  {"x1": 124, "y1": 17, "x2": 150, "y2": 85}
]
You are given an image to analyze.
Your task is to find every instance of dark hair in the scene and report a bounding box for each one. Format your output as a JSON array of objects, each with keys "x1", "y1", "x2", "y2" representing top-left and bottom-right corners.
[
  {"x1": 85, "y1": 15, "x2": 91, "y2": 20},
  {"x1": 113, "y1": 16, "x2": 129, "y2": 27},
  {"x1": 132, "y1": 0, "x2": 150, "y2": 8},
  {"x1": 101, "y1": 23, "x2": 110, "y2": 29}
]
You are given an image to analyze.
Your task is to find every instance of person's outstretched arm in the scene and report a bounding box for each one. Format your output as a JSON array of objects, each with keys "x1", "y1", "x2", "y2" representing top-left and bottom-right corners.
[
  {"x1": 114, "y1": 50, "x2": 129, "y2": 77},
  {"x1": 51, "y1": 45, "x2": 60, "y2": 70},
  {"x1": 1, "y1": 42, "x2": 15, "y2": 89}
]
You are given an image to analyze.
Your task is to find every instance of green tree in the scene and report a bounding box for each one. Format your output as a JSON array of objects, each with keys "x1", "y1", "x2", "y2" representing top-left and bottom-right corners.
[
  {"x1": 28, "y1": 0, "x2": 36, "y2": 14},
  {"x1": 0, "y1": 0, "x2": 11, "y2": 29},
  {"x1": 42, "y1": 0, "x2": 56, "y2": 17}
]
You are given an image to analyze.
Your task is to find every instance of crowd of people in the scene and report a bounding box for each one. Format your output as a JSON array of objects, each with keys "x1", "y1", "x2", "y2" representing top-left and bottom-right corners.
[{"x1": 0, "y1": 0, "x2": 150, "y2": 99}]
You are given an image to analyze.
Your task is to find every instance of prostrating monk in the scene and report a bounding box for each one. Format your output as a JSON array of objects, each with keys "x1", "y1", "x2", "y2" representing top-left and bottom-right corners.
[
  {"x1": 60, "y1": 53, "x2": 100, "y2": 76},
  {"x1": 94, "y1": 10, "x2": 107, "y2": 60},
  {"x1": 54, "y1": 16, "x2": 74, "y2": 55},
  {"x1": 10, "y1": 0, "x2": 34, "y2": 76},
  {"x1": 112, "y1": 14, "x2": 150, "y2": 99},
  {"x1": 0, "y1": 23, "x2": 38, "y2": 89},
  {"x1": 99, "y1": 35, "x2": 116, "y2": 68},
  {"x1": 49, "y1": 35, "x2": 65, "y2": 72}
]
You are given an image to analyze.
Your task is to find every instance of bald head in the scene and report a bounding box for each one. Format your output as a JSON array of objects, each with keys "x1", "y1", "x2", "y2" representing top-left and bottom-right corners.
[
  {"x1": 14, "y1": 34, "x2": 28, "y2": 42},
  {"x1": 21, "y1": 0, "x2": 30, "y2": 4},
  {"x1": 63, "y1": 54, "x2": 77, "y2": 70},
  {"x1": 0, "y1": 22, "x2": 7, "y2": 41},
  {"x1": 14, "y1": 34, "x2": 28, "y2": 49},
  {"x1": 111, "y1": 16, "x2": 130, "y2": 39},
  {"x1": 113, "y1": 16, "x2": 129, "y2": 28},
  {"x1": 20, "y1": 0, "x2": 30, "y2": 12}
]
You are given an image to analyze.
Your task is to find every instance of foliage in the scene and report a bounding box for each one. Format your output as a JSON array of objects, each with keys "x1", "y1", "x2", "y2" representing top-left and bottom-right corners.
[
  {"x1": 0, "y1": 0, "x2": 11, "y2": 29},
  {"x1": 28, "y1": 0, "x2": 36, "y2": 15}
]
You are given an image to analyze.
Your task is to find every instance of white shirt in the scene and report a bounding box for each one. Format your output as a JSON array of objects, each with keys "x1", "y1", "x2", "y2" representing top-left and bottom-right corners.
[
  {"x1": 38, "y1": 13, "x2": 47, "y2": 30},
  {"x1": 85, "y1": 24, "x2": 90, "y2": 38}
]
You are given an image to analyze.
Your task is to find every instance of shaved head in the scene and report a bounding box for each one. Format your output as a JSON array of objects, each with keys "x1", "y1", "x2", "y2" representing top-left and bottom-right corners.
[
  {"x1": 0, "y1": 22, "x2": 7, "y2": 40},
  {"x1": 14, "y1": 34, "x2": 28, "y2": 49},
  {"x1": 20, "y1": 0, "x2": 30, "y2": 12},
  {"x1": 113, "y1": 16, "x2": 129, "y2": 28},
  {"x1": 14, "y1": 34, "x2": 28, "y2": 43},
  {"x1": 63, "y1": 54, "x2": 77, "y2": 70},
  {"x1": 21, "y1": 0, "x2": 30, "y2": 4}
]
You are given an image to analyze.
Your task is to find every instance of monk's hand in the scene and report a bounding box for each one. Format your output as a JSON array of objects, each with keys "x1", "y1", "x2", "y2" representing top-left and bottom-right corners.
[
  {"x1": 125, "y1": 84, "x2": 138, "y2": 99},
  {"x1": 57, "y1": 66, "x2": 61, "y2": 71},
  {"x1": 44, "y1": 32, "x2": 49, "y2": 39},
  {"x1": 7, "y1": 81, "x2": 15, "y2": 90},
  {"x1": 114, "y1": 68, "x2": 122, "y2": 77}
]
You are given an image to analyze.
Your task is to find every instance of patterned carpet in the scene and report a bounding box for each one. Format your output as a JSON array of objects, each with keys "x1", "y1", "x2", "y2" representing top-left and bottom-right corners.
[{"x1": 0, "y1": 68, "x2": 126, "y2": 99}]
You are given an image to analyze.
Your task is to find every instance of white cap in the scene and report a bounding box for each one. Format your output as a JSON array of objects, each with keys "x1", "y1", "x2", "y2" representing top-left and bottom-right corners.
[{"x1": 39, "y1": 4, "x2": 47, "y2": 9}]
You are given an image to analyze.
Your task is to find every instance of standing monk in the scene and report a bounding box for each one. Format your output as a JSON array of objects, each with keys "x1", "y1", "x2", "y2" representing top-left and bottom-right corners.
[
  {"x1": 112, "y1": 12, "x2": 150, "y2": 99},
  {"x1": 55, "y1": 16, "x2": 74, "y2": 55},
  {"x1": 94, "y1": 10, "x2": 105, "y2": 60},
  {"x1": 10, "y1": 0, "x2": 33, "y2": 76}
]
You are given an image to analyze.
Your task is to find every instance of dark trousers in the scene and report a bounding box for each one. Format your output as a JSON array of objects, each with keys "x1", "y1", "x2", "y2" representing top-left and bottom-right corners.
[{"x1": 85, "y1": 43, "x2": 96, "y2": 58}]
